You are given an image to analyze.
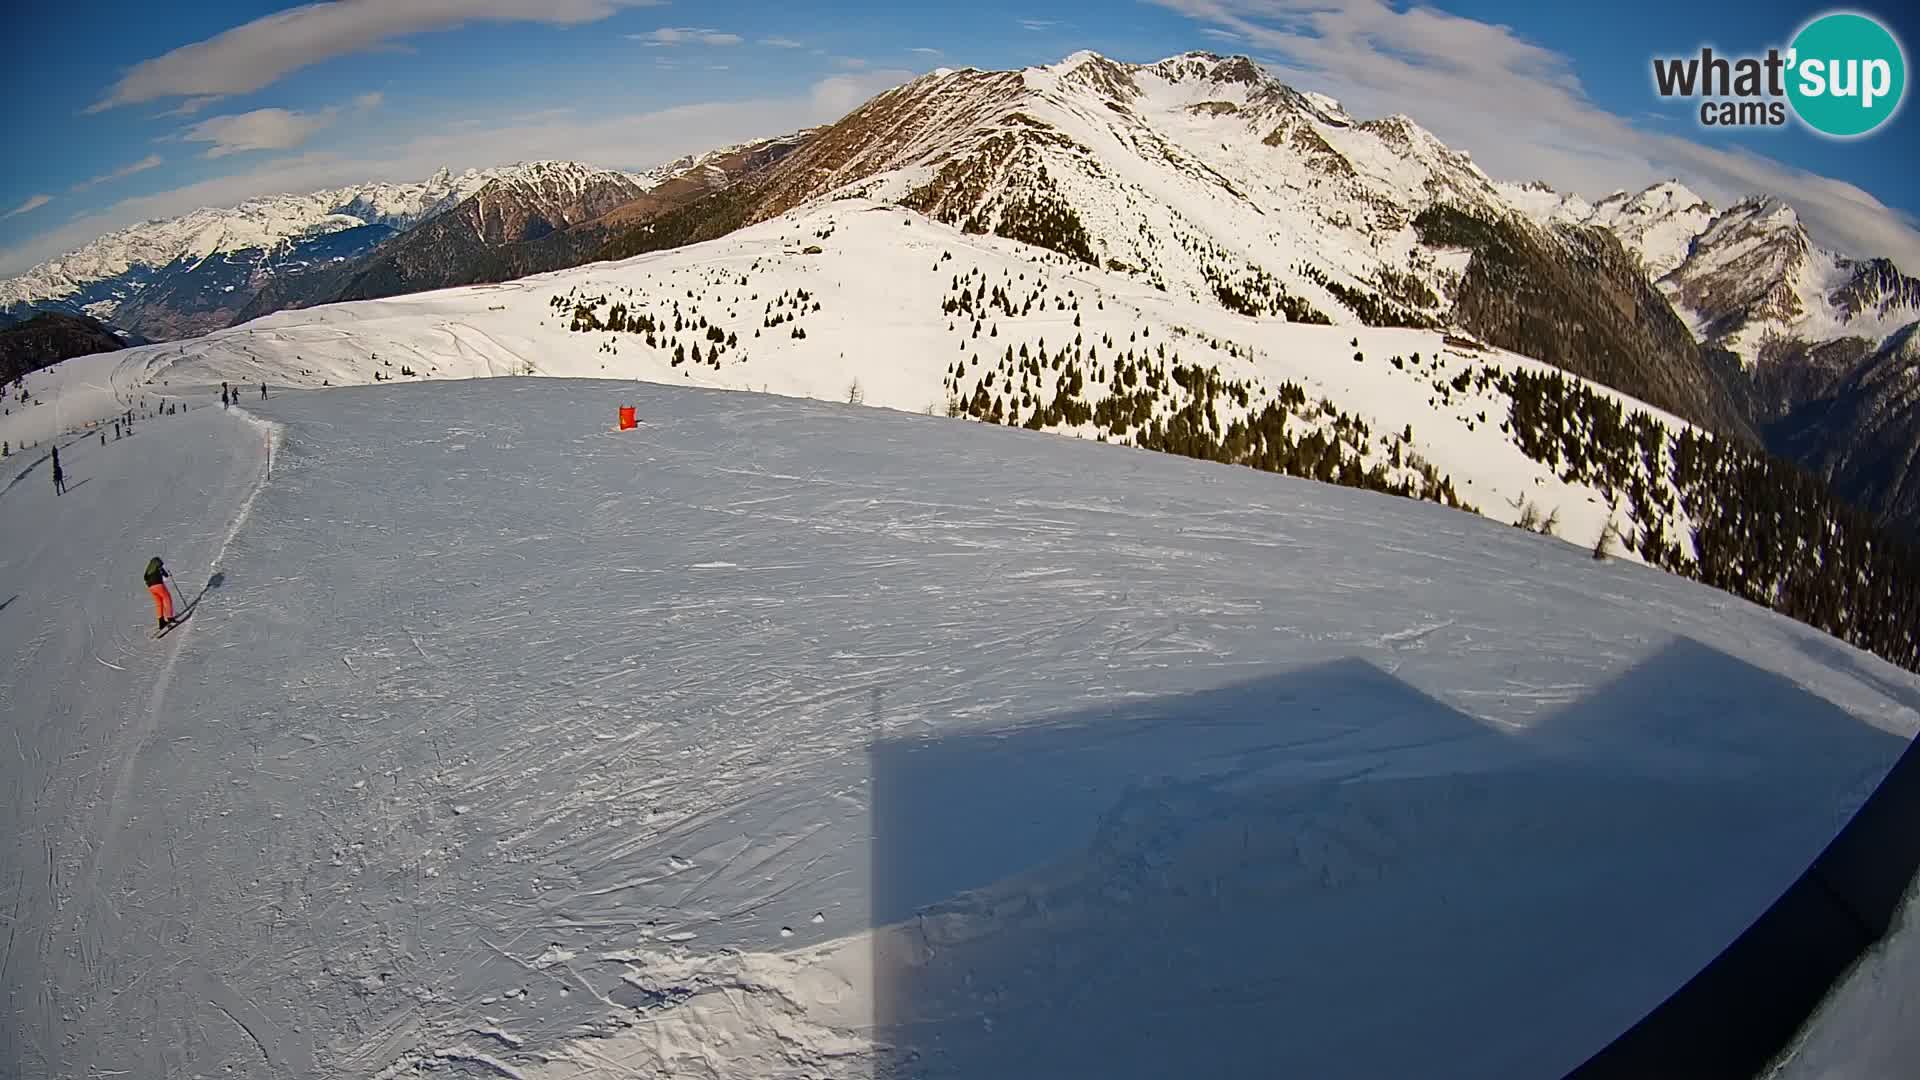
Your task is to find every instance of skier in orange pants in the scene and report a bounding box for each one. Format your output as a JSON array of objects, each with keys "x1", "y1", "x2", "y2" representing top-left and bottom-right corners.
[{"x1": 144, "y1": 556, "x2": 175, "y2": 631}]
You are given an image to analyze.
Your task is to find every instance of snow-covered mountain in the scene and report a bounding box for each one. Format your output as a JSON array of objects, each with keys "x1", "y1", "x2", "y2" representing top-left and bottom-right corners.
[
  {"x1": 1660, "y1": 196, "x2": 1920, "y2": 365},
  {"x1": 1500, "y1": 174, "x2": 1920, "y2": 532},
  {"x1": 217, "y1": 139, "x2": 805, "y2": 329},
  {"x1": 11, "y1": 48, "x2": 1920, "y2": 528},
  {"x1": 2, "y1": 169, "x2": 492, "y2": 310},
  {"x1": 709, "y1": 51, "x2": 1510, "y2": 327},
  {"x1": 1503, "y1": 180, "x2": 1920, "y2": 369},
  {"x1": 0, "y1": 161, "x2": 656, "y2": 339},
  {"x1": 592, "y1": 51, "x2": 1754, "y2": 442}
]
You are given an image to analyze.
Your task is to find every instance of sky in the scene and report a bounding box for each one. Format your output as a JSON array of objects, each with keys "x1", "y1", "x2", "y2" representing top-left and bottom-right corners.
[{"x1": 1, "y1": 0, "x2": 1915, "y2": 276}]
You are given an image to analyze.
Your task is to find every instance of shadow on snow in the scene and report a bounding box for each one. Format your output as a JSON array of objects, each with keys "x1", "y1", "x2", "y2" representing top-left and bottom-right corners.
[{"x1": 866, "y1": 636, "x2": 1905, "y2": 1080}]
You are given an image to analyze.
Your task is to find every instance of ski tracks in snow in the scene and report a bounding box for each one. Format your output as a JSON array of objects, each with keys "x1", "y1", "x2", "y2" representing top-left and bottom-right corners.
[
  {"x1": 10, "y1": 381, "x2": 1919, "y2": 1079},
  {"x1": 92, "y1": 409, "x2": 282, "y2": 890},
  {"x1": 1, "y1": 407, "x2": 278, "y2": 1079}
]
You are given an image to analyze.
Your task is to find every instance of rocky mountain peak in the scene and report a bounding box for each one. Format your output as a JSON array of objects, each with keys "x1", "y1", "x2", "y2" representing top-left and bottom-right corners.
[{"x1": 1831, "y1": 258, "x2": 1920, "y2": 322}]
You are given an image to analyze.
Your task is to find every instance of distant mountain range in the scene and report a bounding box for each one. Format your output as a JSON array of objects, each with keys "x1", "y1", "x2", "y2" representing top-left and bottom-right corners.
[
  {"x1": 4, "y1": 50, "x2": 1916, "y2": 532},
  {"x1": 1505, "y1": 183, "x2": 1920, "y2": 530},
  {"x1": 0, "y1": 147, "x2": 806, "y2": 341}
]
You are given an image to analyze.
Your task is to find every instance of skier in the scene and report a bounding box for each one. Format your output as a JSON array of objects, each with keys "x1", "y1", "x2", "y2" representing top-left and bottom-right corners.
[
  {"x1": 100, "y1": 433, "x2": 106, "y2": 446},
  {"x1": 144, "y1": 556, "x2": 176, "y2": 632},
  {"x1": 221, "y1": 386, "x2": 230, "y2": 409},
  {"x1": 51, "y1": 446, "x2": 66, "y2": 495},
  {"x1": 260, "y1": 382, "x2": 268, "y2": 400}
]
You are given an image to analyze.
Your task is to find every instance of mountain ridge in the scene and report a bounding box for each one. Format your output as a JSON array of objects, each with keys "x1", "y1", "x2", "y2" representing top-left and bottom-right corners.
[
  {"x1": 0, "y1": 161, "x2": 660, "y2": 339},
  {"x1": 10, "y1": 48, "x2": 1919, "y2": 529}
]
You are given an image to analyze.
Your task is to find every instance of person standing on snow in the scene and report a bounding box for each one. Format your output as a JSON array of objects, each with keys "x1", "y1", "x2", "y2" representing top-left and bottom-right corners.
[
  {"x1": 260, "y1": 382, "x2": 268, "y2": 400},
  {"x1": 144, "y1": 556, "x2": 176, "y2": 631},
  {"x1": 51, "y1": 446, "x2": 66, "y2": 495}
]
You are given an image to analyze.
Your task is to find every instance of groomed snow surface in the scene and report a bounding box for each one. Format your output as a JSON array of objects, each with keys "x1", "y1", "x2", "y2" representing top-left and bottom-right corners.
[{"x1": 3, "y1": 377, "x2": 1916, "y2": 1079}]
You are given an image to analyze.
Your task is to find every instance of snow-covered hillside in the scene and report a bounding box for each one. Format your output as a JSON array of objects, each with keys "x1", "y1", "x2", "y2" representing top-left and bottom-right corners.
[
  {"x1": 3, "y1": 201, "x2": 1708, "y2": 567},
  {"x1": 2, "y1": 375, "x2": 1914, "y2": 1079}
]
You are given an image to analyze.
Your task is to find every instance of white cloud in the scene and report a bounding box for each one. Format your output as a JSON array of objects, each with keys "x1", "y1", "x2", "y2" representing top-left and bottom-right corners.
[
  {"x1": 1151, "y1": 0, "x2": 1920, "y2": 267},
  {"x1": 353, "y1": 91, "x2": 384, "y2": 111},
  {"x1": 3, "y1": 194, "x2": 52, "y2": 220},
  {"x1": 1018, "y1": 18, "x2": 1058, "y2": 32},
  {"x1": 631, "y1": 27, "x2": 744, "y2": 46},
  {"x1": 761, "y1": 36, "x2": 805, "y2": 49},
  {"x1": 809, "y1": 69, "x2": 914, "y2": 117},
  {"x1": 836, "y1": 57, "x2": 870, "y2": 70},
  {"x1": 1, "y1": 77, "x2": 915, "y2": 276},
  {"x1": 1198, "y1": 27, "x2": 1244, "y2": 43},
  {"x1": 72, "y1": 154, "x2": 165, "y2": 191},
  {"x1": 184, "y1": 107, "x2": 336, "y2": 158},
  {"x1": 90, "y1": 0, "x2": 665, "y2": 112},
  {"x1": 910, "y1": 47, "x2": 943, "y2": 56}
]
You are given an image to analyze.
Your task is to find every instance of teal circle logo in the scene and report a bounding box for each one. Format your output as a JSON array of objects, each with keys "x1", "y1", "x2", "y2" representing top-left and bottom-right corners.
[{"x1": 1787, "y1": 12, "x2": 1906, "y2": 137}]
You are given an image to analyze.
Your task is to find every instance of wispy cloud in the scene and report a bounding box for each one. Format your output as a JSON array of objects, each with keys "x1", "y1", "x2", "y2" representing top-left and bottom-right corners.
[
  {"x1": 1150, "y1": 0, "x2": 1920, "y2": 267},
  {"x1": 90, "y1": 0, "x2": 666, "y2": 112},
  {"x1": 1018, "y1": 18, "x2": 1058, "y2": 31},
  {"x1": 155, "y1": 96, "x2": 222, "y2": 118},
  {"x1": 631, "y1": 27, "x2": 744, "y2": 46},
  {"x1": 353, "y1": 91, "x2": 385, "y2": 111},
  {"x1": 835, "y1": 57, "x2": 870, "y2": 71},
  {"x1": 184, "y1": 107, "x2": 336, "y2": 158},
  {"x1": 910, "y1": 47, "x2": 943, "y2": 56},
  {"x1": 761, "y1": 36, "x2": 805, "y2": 49},
  {"x1": 72, "y1": 154, "x2": 165, "y2": 191},
  {"x1": 3, "y1": 194, "x2": 52, "y2": 220},
  {"x1": 1198, "y1": 27, "x2": 1244, "y2": 43}
]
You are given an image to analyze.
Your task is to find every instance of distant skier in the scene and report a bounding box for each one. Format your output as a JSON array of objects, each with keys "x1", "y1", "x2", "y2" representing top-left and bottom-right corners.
[
  {"x1": 221, "y1": 386, "x2": 230, "y2": 408},
  {"x1": 260, "y1": 382, "x2": 268, "y2": 400},
  {"x1": 144, "y1": 556, "x2": 176, "y2": 632},
  {"x1": 100, "y1": 433, "x2": 106, "y2": 446},
  {"x1": 51, "y1": 446, "x2": 66, "y2": 495}
]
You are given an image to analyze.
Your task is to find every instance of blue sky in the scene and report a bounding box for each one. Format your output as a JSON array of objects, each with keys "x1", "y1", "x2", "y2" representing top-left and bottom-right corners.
[{"x1": 2, "y1": 0, "x2": 1914, "y2": 275}]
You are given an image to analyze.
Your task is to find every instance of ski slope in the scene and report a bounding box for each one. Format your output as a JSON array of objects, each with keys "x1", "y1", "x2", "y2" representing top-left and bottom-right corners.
[{"x1": 2, "y1": 376, "x2": 1915, "y2": 1078}]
